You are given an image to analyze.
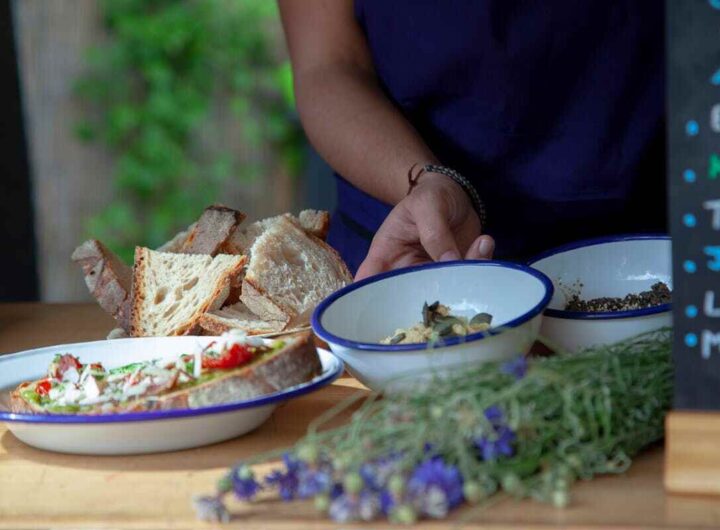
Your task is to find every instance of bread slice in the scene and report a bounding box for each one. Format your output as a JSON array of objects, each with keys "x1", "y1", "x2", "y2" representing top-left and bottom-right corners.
[
  {"x1": 180, "y1": 204, "x2": 246, "y2": 255},
  {"x1": 10, "y1": 332, "x2": 321, "y2": 414},
  {"x1": 225, "y1": 210, "x2": 331, "y2": 255},
  {"x1": 156, "y1": 223, "x2": 196, "y2": 253},
  {"x1": 129, "y1": 248, "x2": 246, "y2": 337},
  {"x1": 240, "y1": 217, "x2": 352, "y2": 324},
  {"x1": 298, "y1": 209, "x2": 330, "y2": 240},
  {"x1": 72, "y1": 239, "x2": 133, "y2": 331},
  {"x1": 198, "y1": 302, "x2": 286, "y2": 336}
]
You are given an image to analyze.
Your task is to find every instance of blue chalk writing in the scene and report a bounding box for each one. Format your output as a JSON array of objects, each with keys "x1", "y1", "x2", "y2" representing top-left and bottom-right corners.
[{"x1": 705, "y1": 246, "x2": 720, "y2": 271}]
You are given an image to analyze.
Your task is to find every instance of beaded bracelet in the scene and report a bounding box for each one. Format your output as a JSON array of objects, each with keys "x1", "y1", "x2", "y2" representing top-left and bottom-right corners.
[{"x1": 407, "y1": 164, "x2": 488, "y2": 228}]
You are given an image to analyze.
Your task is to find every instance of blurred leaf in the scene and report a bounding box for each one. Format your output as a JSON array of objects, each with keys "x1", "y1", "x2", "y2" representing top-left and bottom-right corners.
[
  {"x1": 74, "y1": 121, "x2": 97, "y2": 143},
  {"x1": 74, "y1": 0, "x2": 305, "y2": 251}
]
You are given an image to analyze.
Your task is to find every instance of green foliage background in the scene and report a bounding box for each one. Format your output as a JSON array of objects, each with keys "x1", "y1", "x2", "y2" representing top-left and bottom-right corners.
[{"x1": 75, "y1": 0, "x2": 304, "y2": 263}]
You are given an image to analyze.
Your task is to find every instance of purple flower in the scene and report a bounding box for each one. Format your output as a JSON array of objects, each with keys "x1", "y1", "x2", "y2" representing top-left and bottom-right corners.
[
  {"x1": 360, "y1": 462, "x2": 382, "y2": 490},
  {"x1": 476, "y1": 426, "x2": 516, "y2": 460},
  {"x1": 192, "y1": 495, "x2": 230, "y2": 523},
  {"x1": 359, "y1": 453, "x2": 403, "y2": 492},
  {"x1": 329, "y1": 493, "x2": 360, "y2": 523},
  {"x1": 297, "y1": 468, "x2": 332, "y2": 498},
  {"x1": 484, "y1": 405, "x2": 504, "y2": 425},
  {"x1": 358, "y1": 490, "x2": 381, "y2": 521},
  {"x1": 330, "y1": 482, "x2": 344, "y2": 499},
  {"x1": 474, "y1": 407, "x2": 516, "y2": 461},
  {"x1": 380, "y1": 489, "x2": 396, "y2": 515},
  {"x1": 231, "y1": 466, "x2": 261, "y2": 500},
  {"x1": 407, "y1": 456, "x2": 464, "y2": 513},
  {"x1": 501, "y1": 356, "x2": 528, "y2": 379},
  {"x1": 264, "y1": 453, "x2": 306, "y2": 500}
]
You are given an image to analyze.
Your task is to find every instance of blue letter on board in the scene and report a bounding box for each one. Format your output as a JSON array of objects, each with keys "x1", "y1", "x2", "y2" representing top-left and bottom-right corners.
[{"x1": 705, "y1": 246, "x2": 720, "y2": 271}]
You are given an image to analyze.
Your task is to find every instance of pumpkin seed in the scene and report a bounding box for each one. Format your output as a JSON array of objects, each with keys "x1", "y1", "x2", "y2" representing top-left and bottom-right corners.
[
  {"x1": 389, "y1": 332, "x2": 406, "y2": 345},
  {"x1": 470, "y1": 312, "x2": 493, "y2": 326},
  {"x1": 433, "y1": 316, "x2": 463, "y2": 336}
]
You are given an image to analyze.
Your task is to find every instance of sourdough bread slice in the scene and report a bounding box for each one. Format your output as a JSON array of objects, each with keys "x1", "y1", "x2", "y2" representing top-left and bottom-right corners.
[
  {"x1": 10, "y1": 332, "x2": 320, "y2": 414},
  {"x1": 198, "y1": 302, "x2": 286, "y2": 335},
  {"x1": 71, "y1": 239, "x2": 133, "y2": 331},
  {"x1": 180, "y1": 204, "x2": 246, "y2": 255},
  {"x1": 240, "y1": 217, "x2": 352, "y2": 324},
  {"x1": 225, "y1": 210, "x2": 331, "y2": 255},
  {"x1": 130, "y1": 248, "x2": 246, "y2": 337}
]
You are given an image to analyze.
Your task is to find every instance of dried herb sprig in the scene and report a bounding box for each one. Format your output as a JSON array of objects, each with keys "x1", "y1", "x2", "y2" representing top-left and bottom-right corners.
[{"x1": 193, "y1": 329, "x2": 672, "y2": 524}]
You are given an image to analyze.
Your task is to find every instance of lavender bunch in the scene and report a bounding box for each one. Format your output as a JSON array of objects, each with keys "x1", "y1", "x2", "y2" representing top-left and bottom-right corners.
[{"x1": 193, "y1": 329, "x2": 672, "y2": 524}]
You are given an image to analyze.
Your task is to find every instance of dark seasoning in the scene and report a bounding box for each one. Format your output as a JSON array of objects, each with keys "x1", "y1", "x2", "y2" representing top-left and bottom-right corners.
[{"x1": 564, "y1": 282, "x2": 671, "y2": 313}]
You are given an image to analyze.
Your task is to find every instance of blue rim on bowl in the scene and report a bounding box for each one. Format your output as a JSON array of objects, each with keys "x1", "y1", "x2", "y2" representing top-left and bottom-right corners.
[
  {"x1": 527, "y1": 234, "x2": 672, "y2": 321},
  {"x1": 0, "y1": 350, "x2": 344, "y2": 424},
  {"x1": 311, "y1": 260, "x2": 554, "y2": 352}
]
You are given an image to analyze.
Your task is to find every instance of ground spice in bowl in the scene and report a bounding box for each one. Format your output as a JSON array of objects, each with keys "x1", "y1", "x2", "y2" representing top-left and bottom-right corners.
[{"x1": 564, "y1": 282, "x2": 671, "y2": 312}]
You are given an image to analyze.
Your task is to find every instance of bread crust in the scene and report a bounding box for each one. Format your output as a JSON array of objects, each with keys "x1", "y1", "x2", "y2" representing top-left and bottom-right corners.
[
  {"x1": 180, "y1": 204, "x2": 246, "y2": 256},
  {"x1": 10, "y1": 332, "x2": 320, "y2": 415},
  {"x1": 71, "y1": 239, "x2": 133, "y2": 331},
  {"x1": 298, "y1": 209, "x2": 330, "y2": 240}
]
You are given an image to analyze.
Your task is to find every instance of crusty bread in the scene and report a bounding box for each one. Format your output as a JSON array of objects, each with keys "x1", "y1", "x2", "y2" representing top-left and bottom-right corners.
[
  {"x1": 180, "y1": 204, "x2": 246, "y2": 255},
  {"x1": 129, "y1": 248, "x2": 246, "y2": 337},
  {"x1": 156, "y1": 223, "x2": 196, "y2": 253},
  {"x1": 72, "y1": 239, "x2": 133, "y2": 331},
  {"x1": 239, "y1": 279, "x2": 292, "y2": 324},
  {"x1": 225, "y1": 210, "x2": 330, "y2": 255},
  {"x1": 10, "y1": 332, "x2": 320, "y2": 414},
  {"x1": 298, "y1": 209, "x2": 330, "y2": 240},
  {"x1": 198, "y1": 302, "x2": 286, "y2": 335},
  {"x1": 240, "y1": 217, "x2": 352, "y2": 324}
]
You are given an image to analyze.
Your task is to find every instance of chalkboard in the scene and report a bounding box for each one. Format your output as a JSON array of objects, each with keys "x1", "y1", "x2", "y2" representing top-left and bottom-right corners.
[{"x1": 668, "y1": 0, "x2": 720, "y2": 409}]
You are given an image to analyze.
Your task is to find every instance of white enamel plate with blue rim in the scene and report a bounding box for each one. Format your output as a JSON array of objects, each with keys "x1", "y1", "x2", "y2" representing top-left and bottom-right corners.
[{"x1": 0, "y1": 336, "x2": 343, "y2": 455}]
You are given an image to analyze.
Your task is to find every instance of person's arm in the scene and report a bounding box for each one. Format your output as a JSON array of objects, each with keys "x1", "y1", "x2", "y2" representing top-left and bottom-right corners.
[
  {"x1": 278, "y1": 0, "x2": 435, "y2": 204},
  {"x1": 278, "y1": 0, "x2": 494, "y2": 277}
]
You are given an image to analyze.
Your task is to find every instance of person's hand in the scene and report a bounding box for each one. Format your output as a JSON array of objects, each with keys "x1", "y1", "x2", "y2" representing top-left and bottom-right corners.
[{"x1": 355, "y1": 173, "x2": 495, "y2": 280}]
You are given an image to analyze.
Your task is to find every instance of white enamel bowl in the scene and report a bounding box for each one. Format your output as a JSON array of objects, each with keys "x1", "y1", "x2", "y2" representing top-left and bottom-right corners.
[
  {"x1": 311, "y1": 260, "x2": 553, "y2": 392},
  {"x1": 528, "y1": 235, "x2": 672, "y2": 353},
  {"x1": 0, "y1": 337, "x2": 343, "y2": 455}
]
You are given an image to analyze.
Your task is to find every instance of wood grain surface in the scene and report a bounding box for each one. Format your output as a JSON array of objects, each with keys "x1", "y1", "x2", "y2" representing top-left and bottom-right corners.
[{"x1": 1, "y1": 303, "x2": 720, "y2": 529}]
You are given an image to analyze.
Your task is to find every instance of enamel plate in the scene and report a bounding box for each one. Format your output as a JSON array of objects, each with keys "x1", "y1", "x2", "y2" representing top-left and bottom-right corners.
[{"x1": 0, "y1": 337, "x2": 343, "y2": 455}]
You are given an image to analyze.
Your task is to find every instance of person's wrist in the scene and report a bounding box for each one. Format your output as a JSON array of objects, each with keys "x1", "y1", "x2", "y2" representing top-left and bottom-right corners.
[
  {"x1": 421, "y1": 165, "x2": 487, "y2": 228},
  {"x1": 417, "y1": 171, "x2": 469, "y2": 201}
]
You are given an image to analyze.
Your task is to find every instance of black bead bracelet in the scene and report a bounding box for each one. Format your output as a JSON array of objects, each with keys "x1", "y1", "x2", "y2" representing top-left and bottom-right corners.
[{"x1": 420, "y1": 164, "x2": 488, "y2": 228}]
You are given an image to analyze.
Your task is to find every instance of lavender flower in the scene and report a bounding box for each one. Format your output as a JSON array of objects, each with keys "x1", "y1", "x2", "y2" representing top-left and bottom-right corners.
[
  {"x1": 406, "y1": 456, "x2": 464, "y2": 517},
  {"x1": 192, "y1": 495, "x2": 230, "y2": 523},
  {"x1": 329, "y1": 493, "x2": 360, "y2": 523},
  {"x1": 474, "y1": 406, "x2": 516, "y2": 461},
  {"x1": 359, "y1": 453, "x2": 403, "y2": 492},
  {"x1": 297, "y1": 468, "x2": 332, "y2": 499},
  {"x1": 232, "y1": 466, "x2": 261, "y2": 500},
  {"x1": 358, "y1": 490, "x2": 382, "y2": 521},
  {"x1": 264, "y1": 453, "x2": 305, "y2": 500},
  {"x1": 501, "y1": 356, "x2": 528, "y2": 379},
  {"x1": 484, "y1": 405, "x2": 504, "y2": 425}
]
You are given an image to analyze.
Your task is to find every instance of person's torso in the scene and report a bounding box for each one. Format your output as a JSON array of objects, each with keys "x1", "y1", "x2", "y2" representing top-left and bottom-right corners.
[{"x1": 331, "y1": 0, "x2": 665, "y2": 269}]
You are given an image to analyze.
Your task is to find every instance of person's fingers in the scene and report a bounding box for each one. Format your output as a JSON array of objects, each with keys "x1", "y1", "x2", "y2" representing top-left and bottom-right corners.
[
  {"x1": 465, "y1": 235, "x2": 495, "y2": 260},
  {"x1": 415, "y1": 206, "x2": 461, "y2": 262},
  {"x1": 355, "y1": 251, "x2": 390, "y2": 281}
]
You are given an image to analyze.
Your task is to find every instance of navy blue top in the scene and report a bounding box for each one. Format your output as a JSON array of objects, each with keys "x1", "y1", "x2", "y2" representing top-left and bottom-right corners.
[{"x1": 327, "y1": 1, "x2": 666, "y2": 274}]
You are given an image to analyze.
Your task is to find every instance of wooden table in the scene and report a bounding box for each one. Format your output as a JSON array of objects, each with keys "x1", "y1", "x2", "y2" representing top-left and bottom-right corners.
[{"x1": 1, "y1": 303, "x2": 720, "y2": 529}]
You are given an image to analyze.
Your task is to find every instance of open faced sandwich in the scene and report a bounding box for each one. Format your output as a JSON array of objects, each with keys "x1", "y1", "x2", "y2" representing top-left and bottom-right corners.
[
  {"x1": 10, "y1": 331, "x2": 320, "y2": 415},
  {"x1": 72, "y1": 205, "x2": 352, "y2": 338}
]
